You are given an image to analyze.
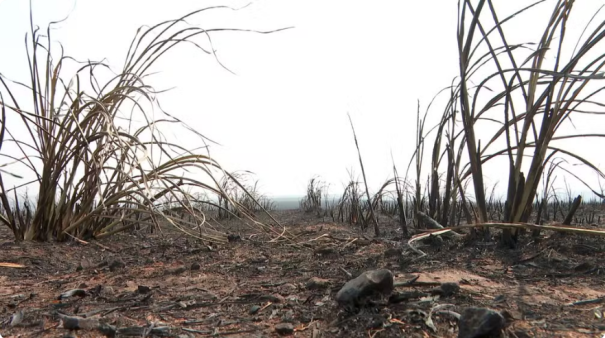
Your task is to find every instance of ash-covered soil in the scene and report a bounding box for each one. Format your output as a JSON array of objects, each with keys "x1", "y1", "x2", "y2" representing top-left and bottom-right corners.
[{"x1": 1, "y1": 210, "x2": 604, "y2": 337}]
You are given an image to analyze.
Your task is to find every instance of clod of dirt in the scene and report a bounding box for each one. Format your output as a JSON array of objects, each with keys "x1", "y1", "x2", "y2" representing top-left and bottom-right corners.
[
  {"x1": 137, "y1": 285, "x2": 151, "y2": 294},
  {"x1": 87, "y1": 285, "x2": 102, "y2": 297},
  {"x1": 431, "y1": 282, "x2": 460, "y2": 297},
  {"x1": 314, "y1": 246, "x2": 337, "y2": 256},
  {"x1": 306, "y1": 277, "x2": 330, "y2": 290},
  {"x1": 76, "y1": 258, "x2": 92, "y2": 271},
  {"x1": 108, "y1": 259, "x2": 125, "y2": 272},
  {"x1": 171, "y1": 266, "x2": 187, "y2": 275},
  {"x1": 457, "y1": 307, "x2": 506, "y2": 338},
  {"x1": 275, "y1": 322, "x2": 294, "y2": 335},
  {"x1": 383, "y1": 247, "x2": 401, "y2": 258},
  {"x1": 59, "y1": 315, "x2": 101, "y2": 330},
  {"x1": 190, "y1": 262, "x2": 201, "y2": 271},
  {"x1": 423, "y1": 234, "x2": 444, "y2": 247},
  {"x1": 282, "y1": 309, "x2": 295, "y2": 321},
  {"x1": 335, "y1": 269, "x2": 394, "y2": 307},
  {"x1": 573, "y1": 261, "x2": 594, "y2": 272},
  {"x1": 227, "y1": 234, "x2": 241, "y2": 242}
]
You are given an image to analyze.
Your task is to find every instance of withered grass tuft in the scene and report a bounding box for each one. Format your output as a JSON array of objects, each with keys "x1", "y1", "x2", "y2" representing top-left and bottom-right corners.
[{"x1": 0, "y1": 6, "x2": 289, "y2": 242}]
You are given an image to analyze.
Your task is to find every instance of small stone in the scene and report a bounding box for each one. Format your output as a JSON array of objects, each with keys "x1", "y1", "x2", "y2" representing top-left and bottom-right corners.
[
  {"x1": 249, "y1": 305, "x2": 261, "y2": 314},
  {"x1": 137, "y1": 285, "x2": 151, "y2": 294},
  {"x1": 108, "y1": 259, "x2": 125, "y2": 272},
  {"x1": 383, "y1": 248, "x2": 401, "y2": 258},
  {"x1": 366, "y1": 319, "x2": 384, "y2": 330},
  {"x1": 9, "y1": 311, "x2": 23, "y2": 327},
  {"x1": 282, "y1": 310, "x2": 294, "y2": 322},
  {"x1": 335, "y1": 269, "x2": 394, "y2": 307},
  {"x1": 458, "y1": 307, "x2": 506, "y2": 338},
  {"x1": 306, "y1": 277, "x2": 330, "y2": 290},
  {"x1": 78, "y1": 258, "x2": 92, "y2": 271},
  {"x1": 227, "y1": 234, "x2": 241, "y2": 242},
  {"x1": 280, "y1": 283, "x2": 298, "y2": 294},
  {"x1": 431, "y1": 282, "x2": 460, "y2": 297},
  {"x1": 191, "y1": 262, "x2": 201, "y2": 271},
  {"x1": 275, "y1": 322, "x2": 294, "y2": 335}
]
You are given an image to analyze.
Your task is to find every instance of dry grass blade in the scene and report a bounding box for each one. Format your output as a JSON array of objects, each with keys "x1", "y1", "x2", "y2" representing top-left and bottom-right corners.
[{"x1": 347, "y1": 113, "x2": 379, "y2": 236}]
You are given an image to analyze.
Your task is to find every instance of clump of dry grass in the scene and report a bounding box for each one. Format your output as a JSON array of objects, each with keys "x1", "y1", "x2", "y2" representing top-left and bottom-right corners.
[
  {"x1": 299, "y1": 176, "x2": 326, "y2": 216},
  {"x1": 217, "y1": 172, "x2": 275, "y2": 220},
  {"x1": 450, "y1": 0, "x2": 605, "y2": 246},
  {"x1": 329, "y1": 1, "x2": 605, "y2": 246},
  {"x1": 0, "y1": 6, "x2": 288, "y2": 242},
  {"x1": 400, "y1": 0, "x2": 605, "y2": 247}
]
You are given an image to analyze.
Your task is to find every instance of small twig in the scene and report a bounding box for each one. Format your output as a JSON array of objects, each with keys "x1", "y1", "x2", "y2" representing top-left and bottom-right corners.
[
  {"x1": 259, "y1": 301, "x2": 273, "y2": 312},
  {"x1": 340, "y1": 267, "x2": 353, "y2": 278},
  {"x1": 341, "y1": 238, "x2": 358, "y2": 249},
  {"x1": 347, "y1": 113, "x2": 380, "y2": 236},
  {"x1": 295, "y1": 320, "x2": 317, "y2": 332},
  {"x1": 308, "y1": 233, "x2": 330, "y2": 242},
  {"x1": 0, "y1": 262, "x2": 26, "y2": 268},
  {"x1": 407, "y1": 242, "x2": 426, "y2": 257},
  {"x1": 566, "y1": 296, "x2": 605, "y2": 306},
  {"x1": 416, "y1": 211, "x2": 463, "y2": 237},
  {"x1": 435, "y1": 309, "x2": 461, "y2": 320},
  {"x1": 514, "y1": 249, "x2": 546, "y2": 264},
  {"x1": 200, "y1": 328, "x2": 260, "y2": 336},
  {"x1": 65, "y1": 233, "x2": 117, "y2": 253}
]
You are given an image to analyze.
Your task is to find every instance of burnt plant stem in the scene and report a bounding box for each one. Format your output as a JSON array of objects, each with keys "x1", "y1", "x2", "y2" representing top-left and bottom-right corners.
[{"x1": 347, "y1": 114, "x2": 379, "y2": 236}]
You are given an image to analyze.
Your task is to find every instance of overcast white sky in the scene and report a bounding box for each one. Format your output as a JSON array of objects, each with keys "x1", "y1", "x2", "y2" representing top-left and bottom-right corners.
[{"x1": 1, "y1": 0, "x2": 604, "y2": 198}]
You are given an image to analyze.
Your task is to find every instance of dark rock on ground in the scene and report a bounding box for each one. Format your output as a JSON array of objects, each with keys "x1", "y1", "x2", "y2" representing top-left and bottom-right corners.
[
  {"x1": 249, "y1": 305, "x2": 261, "y2": 314},
  {"x1": 335, "y1": 269, "x2": 394, "y2": 307},
  {"x1": 275, "y1": 322, "x2": 294, "y2": 335},
  {"x1": 431, "y1": 282, "x2": 460, "y2": 297},
  {"x1": 108, "y1": 259, "x2": 125, "y2": 272},
  {"x1": 458, "y1": 307, "x2": 506, "y2": 338},
  {"x1": 137, "y1": 285, "x2": 151, "y2": 294},
  {"x1": 383, "y1": 247, "x2": 401, "y2": 257},
  {"x1": 227, "y1": 234, "x2": 241, "y2": 242}
]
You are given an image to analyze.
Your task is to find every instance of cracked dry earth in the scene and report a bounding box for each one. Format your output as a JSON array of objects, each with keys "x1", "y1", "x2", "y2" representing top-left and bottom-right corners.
[{"x1": 1, "y1": 210, "x2": 605, "y2": 337}]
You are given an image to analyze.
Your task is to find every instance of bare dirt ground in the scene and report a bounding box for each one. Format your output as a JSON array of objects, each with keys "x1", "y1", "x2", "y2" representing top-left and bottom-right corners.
[{"x1": 1, "y1": 210, "x2": 604, "y2": 337}]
